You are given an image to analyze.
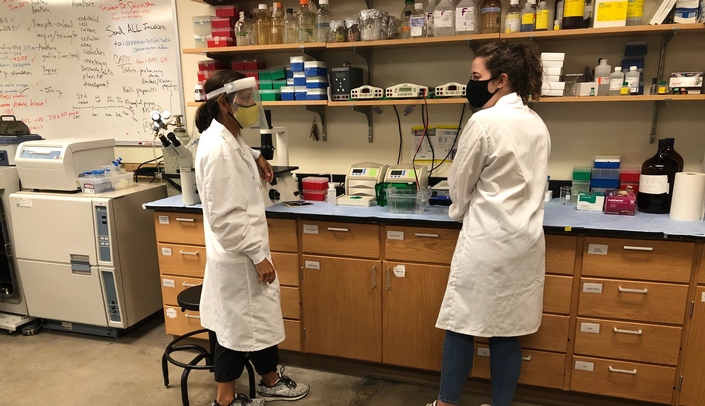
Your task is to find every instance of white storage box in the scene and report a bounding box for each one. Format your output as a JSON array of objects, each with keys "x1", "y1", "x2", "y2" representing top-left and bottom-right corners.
[
  {"x1": 573, "y1": 82, "x2": 598, "y2": 96},
  {"x1": 541, "y1": 52, "x2": 565, "y2": 61},
  {"x1": 79, "y1": 172, "x2": 134, "y2": 194},
  {"x1": 542, "y1": 60, "x2": 564, "y2": 68}
]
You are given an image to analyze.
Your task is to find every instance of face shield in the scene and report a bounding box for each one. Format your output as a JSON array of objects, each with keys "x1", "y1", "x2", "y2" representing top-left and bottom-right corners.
[{"x1": 206, "y1": 77, "x2": 268, "y2": 129}]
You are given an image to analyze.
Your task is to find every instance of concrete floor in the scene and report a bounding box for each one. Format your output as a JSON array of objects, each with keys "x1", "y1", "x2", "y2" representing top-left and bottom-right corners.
[{"x1": 0, "y1": 316, "x2": 541, "y2": 406}]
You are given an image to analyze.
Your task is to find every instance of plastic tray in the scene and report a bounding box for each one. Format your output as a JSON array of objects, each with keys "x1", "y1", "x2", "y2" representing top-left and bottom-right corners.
[
  {"x1": 80, "y1": 173, "x2": 134, "y2": 194},
  {"x1": 386, "y1": 187, "x2": 431, "y2": 214},
  {"x1": 302, "y1": 176, "x2": 329, "y2": 191}
]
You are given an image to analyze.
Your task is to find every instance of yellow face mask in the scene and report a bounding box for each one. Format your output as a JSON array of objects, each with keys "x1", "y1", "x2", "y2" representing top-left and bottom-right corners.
[{"x1": 233, "y1": 103, "x2": 260, "y2": 129}]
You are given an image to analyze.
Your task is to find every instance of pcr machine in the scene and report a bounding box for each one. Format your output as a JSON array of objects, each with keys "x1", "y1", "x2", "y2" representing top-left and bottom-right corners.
[
  {"x1": 385, "y1": 164, "x2": 429, "y2": 189},
  {"x1": 338, "y1": 162, "x2": 388, "y2": 207}
]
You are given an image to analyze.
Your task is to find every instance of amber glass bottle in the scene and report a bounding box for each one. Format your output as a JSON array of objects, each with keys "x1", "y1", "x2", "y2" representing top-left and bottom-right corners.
[
  {"x1": 663, "y1": 138, "x2": 684, "y2": 171},
  {"x1": 637, "y1": 139, "x2": 681, "y2": 214}
]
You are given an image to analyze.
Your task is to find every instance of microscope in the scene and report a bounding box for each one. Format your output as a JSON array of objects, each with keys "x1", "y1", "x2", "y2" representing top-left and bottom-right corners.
[{"x1": 258, "y1": 111, "x2": 300, "y2": 206}]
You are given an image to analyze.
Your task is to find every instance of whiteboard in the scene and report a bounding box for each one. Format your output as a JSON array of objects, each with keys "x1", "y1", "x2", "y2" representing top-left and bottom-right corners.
[{"x1": 0, "y1": 0, "x2": 184, "y2": 144}]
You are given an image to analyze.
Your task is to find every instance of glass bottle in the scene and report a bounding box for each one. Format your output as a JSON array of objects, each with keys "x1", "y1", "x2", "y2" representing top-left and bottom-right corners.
[
  {"x1": 561, "y1": 0, "x2": 584, "y2": 29},
  {"x1": 637, "y1": 139, "x2": 681, "y2": 214},
  {"x1": 455, "y1": 0, "x2": 478, "y2": 35},
  {"x1": 255, "y1": 4, "x2": 272, "y2": 45},
  {"x1": 235, "y1": 11, "x2": 252, "y2": 46},
  {"x1": 480, "y1": 0, "x2": 502, "y2": 33},
  {"x1": 663, "y1": 138, "x2": 684, "y2": 171},
  {"x1": 433, "y1": 0, "x2": 456, "y2": 37},
  {"x1": 271, "y1": 2, "x2": 284, "y2": 45},
  {"x1": 401, "y1": 10, "x2": 412, "y2": 38},
  {"x1": 246, "y1": 14, "x2": 258, "y2": 45},
  {"x1": 297, "y1": 0, "x2": 314, "y2": 43},
  {"x1": 504, "y1": 0, "x2": 520, "y2": 33},
  {"x1": 401, "y1": 0, "x2": 416, "y2": 34},
  {"x1": 410, "y1": 2, "x2": 427, "y2": 38},
  {"x1": 315, "y1": 0, "x2": 332, "y2": 42},
  {"x1": 283, "y1": 8, "x2": 298, "y2": 44}
]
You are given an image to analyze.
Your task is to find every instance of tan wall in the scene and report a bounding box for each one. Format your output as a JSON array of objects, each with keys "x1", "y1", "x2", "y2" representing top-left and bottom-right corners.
[{"x1": 117, "y1": 0, "x2": 705, "y2": 179}]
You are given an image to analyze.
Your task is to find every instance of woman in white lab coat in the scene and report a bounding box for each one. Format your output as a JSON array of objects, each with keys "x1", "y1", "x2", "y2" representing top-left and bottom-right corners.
[
  {"x1": 194, "y1": 71, "x2": 309, "y2": 406},
  {"x1": 428, "y1": 41, "x2": 551, "y2": 406}
]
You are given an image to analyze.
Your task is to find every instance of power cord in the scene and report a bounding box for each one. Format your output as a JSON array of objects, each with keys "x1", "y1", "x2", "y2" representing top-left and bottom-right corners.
[
  {"x1": 393, "y1": 106, "x2": 402, "y2": 165},
  {"x1": 411, "y1": 89, "x2": 430, "y2": 189},
  {"x1": 432, "y1": 104, "x2": 466, "y2": 172}
]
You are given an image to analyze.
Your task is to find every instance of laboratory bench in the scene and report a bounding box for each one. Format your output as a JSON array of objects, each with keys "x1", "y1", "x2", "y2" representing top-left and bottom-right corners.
[{"x1": 145, "y1": 195, "x2": 705, "y2": 406}]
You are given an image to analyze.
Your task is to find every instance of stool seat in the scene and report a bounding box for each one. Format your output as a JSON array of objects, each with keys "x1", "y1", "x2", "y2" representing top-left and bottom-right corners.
[{"x1": 162, "y1": 285, "x2": 256, "y2": 406}]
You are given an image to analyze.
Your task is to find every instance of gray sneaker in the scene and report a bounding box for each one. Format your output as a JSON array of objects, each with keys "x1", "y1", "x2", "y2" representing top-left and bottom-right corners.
[
  {"x1": 212, "y1": 394, "x2": 265, "y2": 406},
  {"x1": 257, "y1": 366, "x2": 310, "y2": 401}
]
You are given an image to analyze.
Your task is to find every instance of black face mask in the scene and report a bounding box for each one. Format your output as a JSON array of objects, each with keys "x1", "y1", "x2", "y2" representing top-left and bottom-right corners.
[{"x1": 466, "y1": 78, "x2": 498, "y2": 109}]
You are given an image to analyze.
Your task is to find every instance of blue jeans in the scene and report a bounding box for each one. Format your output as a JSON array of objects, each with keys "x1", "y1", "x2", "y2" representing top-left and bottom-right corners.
[{"x1": 438, "y1": 330, "x2": 522, "y2": 406}]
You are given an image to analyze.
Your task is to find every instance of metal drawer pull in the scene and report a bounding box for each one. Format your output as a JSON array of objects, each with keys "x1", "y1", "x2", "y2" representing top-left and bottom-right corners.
[
  {"x1": 179, "y1": 251, "x2": 200, "y2": 256},
  {"x1": 386, "y1": 267, "x2": 391, "y2": 291},
  {"x1": 613, "y1": 327, "x2": 643, "y2": 335},
  {"x1": 175, "y1": 218, "x2": 195, "y2": 223},
  {"x1": 522, "y1": 356, "x2": 532, "y2": 362},
  {"x1": 327, "y1": 227, "x2": 349, "y2": 232},
  {"x1": 184, "y1": 313, "x2": 201, "y2": 319},
  {"x1": 609, "y1": 366, "x2": 637, "y2": 375},
  {"x1": 182, "y1": 282, "x2": 199, "y2": 287},
  {"x1": 623, "y1": 245, "x2": 653, "y2": 252},
  {"x1": 618, "y1": 287, "x2": 648, "y2": 294},
  {"x1": 415, "y1": 233, "x2": 439, "y2": 238},
  {"x1": 372, "y1": 266, "x2": 377, "y2": 289}
]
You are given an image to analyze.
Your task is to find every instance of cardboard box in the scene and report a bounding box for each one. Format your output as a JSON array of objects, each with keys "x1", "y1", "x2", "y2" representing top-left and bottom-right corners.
[
  {"x1": 573, "y1": 82, "x2": 598, "y2": 96},
  {"x1": 577, "y1": 192, "x2": 605, "y2": 211},
  {"x1": 604, "y1": 190, "x2": 636, "y2": 215}
]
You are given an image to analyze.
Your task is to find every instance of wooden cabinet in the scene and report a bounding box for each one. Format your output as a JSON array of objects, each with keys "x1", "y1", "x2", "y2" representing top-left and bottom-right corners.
[
  {"x1": 679, "y1": 286, "x2": 705, "y2": 405},
  {"x1": 154, "y1": 212, "x2": 205, "y2": 246},
  {"x1": 545, "y1": 234, "x2": 578, "y2": 275},
  {"x1": 268, "y1": 218, "x2": 301, "y2": 352},
  {"x1": 301, "y1": 220, "x2": 380, "y2": 259},
  {"x1": 473, "y1": 344, "x2": 566, "y2": 390},
  {"x1": 699, "y1": 248, "x2": 705, "y2": 285},
  {"x1": 383, "y1": 226, "x2": 459, "y2": 265}
]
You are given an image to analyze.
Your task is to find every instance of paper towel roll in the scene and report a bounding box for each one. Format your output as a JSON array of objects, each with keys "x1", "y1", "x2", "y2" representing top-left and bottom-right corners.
[{"x1": 669, "y1": 172, "x2": 705, "y2": 222}]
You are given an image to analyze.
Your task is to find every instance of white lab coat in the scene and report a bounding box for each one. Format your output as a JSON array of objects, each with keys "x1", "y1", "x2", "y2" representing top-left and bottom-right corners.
[
  {"x1": 195, "y1": 119, "x2": 285, "y2": 352},
  {"x1": 436, "y1": 93, "x2": 551, "y2": 338}
]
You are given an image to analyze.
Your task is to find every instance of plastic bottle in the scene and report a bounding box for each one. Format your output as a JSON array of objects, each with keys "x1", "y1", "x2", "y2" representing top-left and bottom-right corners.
[
  {"x1": 455, "y1": 0, "x2": 478, "y2": 35},
  {"x1": 283, "y1": 8, "x2": 298, "y2": 44},
  {"x1": 327, "y1": 184, "x2": 337, "y2": 205},
  {"x1": 663, "y1": 138, "x2": 684, "y2": 171},
  {"x1": 637, "y1": 139, "x2": 680, "y2": 213},
  {"x1": 255, "y1": 4, "x2": 271, "y2": 45},
  {"x1": 561, "y1": 0, "x2": 584, "y2": 29},
  {"x1": 433, "y1": 0, "x2": 456, "y2": 36},
  {"x1": 535, "y1": 1, "x2": 550, "y2": 30},
  {"x1": 271, "y1": 2, "x2": 284, "y2": 44},
  {"x1": 315, "y1": 0, "x2": 332, "y2": 42},
  {"x1": 410, "y1": 2, "x2": 427, "y2": 38},
  {"x1": 480, "y1": 0, "x2": 502, "y2": 33},
  {"x1": 400, "y1": 11, "x2": 413, "y2": 38},
  {"x1": 609, "y1": 67, "x2": 624, "y2": 96},
  {"x1": 297, "y1": 0, "x2": 314, "y2": 43},
  {"x1": 194, "y1": 84, "x2": 205, "y2": 102},
  {"x1": 520, "y1": 2, "x2": 535, "y2": 31},
  {"x1": 555, "y1": 0, "x2": 564, "y2": 28},
  {"x1": 594, "y1": 59, "x2": 611, "y2": 96},
  {"x1": 235, "y1": 12, "x2": 252, "y2": 46},
  {"x1": 424, "y1": 0, "x2": 437, "y2": 37},
  {"x1": 620, "y1": 81, "x2": 629, "y2": 95},
  {"x1": 626, "y1": 0, "x2": 644, "y2": 25},
  {"x1": 657, "y1": 80, "x2": 668, "y2": 95},
  {"x1": 504, "y1": 0, "x2": 521, "y2": 32},
  {"x1": 625, "y1": 66, "x2": 640, "y2": 95}
]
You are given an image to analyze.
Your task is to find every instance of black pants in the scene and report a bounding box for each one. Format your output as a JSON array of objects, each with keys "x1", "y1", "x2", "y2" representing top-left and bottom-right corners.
[{"x1": 212, "y1": 332, "x2": 279, "y2": 383}]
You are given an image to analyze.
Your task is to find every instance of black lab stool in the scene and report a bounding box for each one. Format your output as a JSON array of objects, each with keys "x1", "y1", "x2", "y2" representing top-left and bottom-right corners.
[{"x1": 161, "y1": 285, "x2": 256, "y2": 406}]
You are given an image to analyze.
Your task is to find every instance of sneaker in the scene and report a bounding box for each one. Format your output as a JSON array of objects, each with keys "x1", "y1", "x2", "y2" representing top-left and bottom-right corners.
[
  {"x1": 257, "y1": 366, "x2": 310, "y2": 401},
  {"x1": 425, "y1": 401, "x2": 437, "y2": 406},
  {"x1": 211, "y1": 394, "x2": 265, "y2": 406}
]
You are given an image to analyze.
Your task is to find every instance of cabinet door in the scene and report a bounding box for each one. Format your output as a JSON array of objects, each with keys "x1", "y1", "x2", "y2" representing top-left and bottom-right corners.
[
  {"x1": 382, "y1": 262, "x2": 450, "y2": 371},
  {"x1": 545, "y1": 234, "x2": 577, "y2": 275},
  {"x1": 679, "y1": 286, "x2": 705, "y2": 405},
  {"x1": 302, "y1": 256, "x2": 382, "y2": 362}
]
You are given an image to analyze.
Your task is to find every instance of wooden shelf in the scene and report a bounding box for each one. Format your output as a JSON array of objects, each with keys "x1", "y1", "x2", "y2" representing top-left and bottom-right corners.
[
  {"x1": 186, "y1": 100, "x2": 327, "y2": 107},
  {"x1": 536, "y1": 94, "x2": 705, "y2": 103},
  {"x1": 325, "y1": 34, "x2": 499, "y2": 50},
  {"x1": 182, "y1": 43, "x2": 326, "y2": 55},
  {"x1": 501, "y1": 23, "x2": 705, "y2": 40}
]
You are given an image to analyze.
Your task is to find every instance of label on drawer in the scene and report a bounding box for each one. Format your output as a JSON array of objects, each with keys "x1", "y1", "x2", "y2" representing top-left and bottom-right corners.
[
  {"x1": 162, "y1": 279, "x2": 175, "y2": 288},
  {"x1": 387, "y1": 231, "x2": 405, "y2": 240},
  {"x1": 158, "y1": 215, "x2": 170, "y2": 225},
  {"x1": 166, "y1": 308, "x2": 177, "y2": 319},
  {"x1": 583, "y1": 282, "x2": 603, "y2": 294},
  {"x1": 477, "y1": 347, "x2": 490, "y2": 357},
  {"x1": 393, "y1": 265, "x2": 406, "y2": 277},
  {"x1": 303, "y1": 225, "x2": 319, "y2": 235},
  {"x1": 587, "y1": 244, "x2": 609, "y2": 255},
  {"x1": 161, "y1": 247, "x2": 173, "y2": 256},
  {"x1": 580, "y1": 322, "x2": 601, "y2": 334},
  {"x1": 575, "y1": 361, "x2": 595, "y2": 372},
  {"x1": 305, "y1": 260, "x2": 320, "y2": 270},
  {"x1": 701, "y1": 292, "x2": 705, "y2": 302}
]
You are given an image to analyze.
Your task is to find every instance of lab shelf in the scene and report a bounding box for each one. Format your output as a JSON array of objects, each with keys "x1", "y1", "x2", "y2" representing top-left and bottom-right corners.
[
  {"x1": 537, "y1": 94, "x2": 705, "y2": 103},
  {"x1": 325, "y1": 34, "x2": 499, "y2": 50},
  {"x1": 182, "y1": 43, "x2": 327, "y2": 56},
  {"x1": 328, "y1": 98, "x2": 468, "y2": 107},
  {"x1": 186, "y1": 101, "x2": 328, "y2": 107},
  {"x1": 501, "y1": 23, "x2": 705, "y2": 40}
]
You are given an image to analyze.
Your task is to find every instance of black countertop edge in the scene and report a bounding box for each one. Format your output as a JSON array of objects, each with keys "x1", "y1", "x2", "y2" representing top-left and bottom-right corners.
[{"x1": 541, "y1": 226, "x2": 702, "y2": 241}]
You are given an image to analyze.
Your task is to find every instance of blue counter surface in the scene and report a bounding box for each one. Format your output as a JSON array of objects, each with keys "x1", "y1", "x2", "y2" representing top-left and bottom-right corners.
[{"x1": 144, "y1": 195, "x2": 705, "y2": 239}]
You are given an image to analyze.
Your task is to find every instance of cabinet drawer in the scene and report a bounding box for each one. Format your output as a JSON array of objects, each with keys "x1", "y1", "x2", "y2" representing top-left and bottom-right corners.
[
  {"x1": 268, "y1": 219, "x2": 298, "y2": 253},
  {"x1": 699, "y1": 248, "x2": 705, "y2": 285},
  {"x1": 570, "y1": 356, "x2": 675, "y2": 404},
  {"x1": 158, "y1": 244, "x2": 207, "y2": 278},
  {"x1": 578, "y1": 278, "x2": 688, "y2": 325},
  {"x1": 164, "y1": 306, "x2": 207, "y2": 340},
  {"x1": 161, "y1": 275, "x2": 203, "y2": 307},
  {"x1": 544, "y1": 275, "x2": 573, "y2": 315},
  {"x1": 281, "y1": 286, "x2": 300, "y2": 320},
  {"x1": 476, "y1": 314, "x2": 569, "y2": 353},
  {"x1": 545, "y1": 235, "x2": 577, "y2": 275},
  {"x1": 473, "y1": 346, "x2": 565, "y2": 390},
  {"x1": 272, "y1": 252, "x2": 299, "y2": 287},
  {"x1": 280, "y1": 320, "x2": 301, "y2": 352},
  {"x1": 301, "y1": 221, "x2": 380, "y2": 259},
  {"x1": 582, "y1": 237, "x2": 693, "y2": 283},
  {"x1": 383, "y1": 226, "x2": 459, "y2": 265},
  {"x1": 574, "y1": 317, "x2": 682, "y2": 365},
  {"x1": 154, "y1": 212, "x2": 205, "y2": 246}
]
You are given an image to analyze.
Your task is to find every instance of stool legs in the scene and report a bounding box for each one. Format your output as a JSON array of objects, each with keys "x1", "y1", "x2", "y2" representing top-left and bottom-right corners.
[
  {"x1": 245, "y1": 358, "x2": 256, "y2": 399},
  {"x1": 180, "y1": 352, "x2": 208, "y2": 406},
  {"x1": 162, "y1": 351, "x2": 170, "y2": 388}
]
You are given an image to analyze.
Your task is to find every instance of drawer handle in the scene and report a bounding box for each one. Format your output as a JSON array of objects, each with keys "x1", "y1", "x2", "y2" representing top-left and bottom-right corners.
[
  {"x1": 623, "y1": 245, "x2": 653, "y2": 252},
  {"x1": 386, "y1": 267, "x2": 391, "y2": 291},
  {"x1": 522, "y1": 356, "x2": 532, "y2": 362},
  {"x1": 372, "y1": 265, "x2": 377, "y2": 289},
  {"x1": 415, "y1": 233, "x2": 439, "y2": 238},
  {"x1": 182, "y1": 282, "x2": 199, "y2": 287},
  {"x1": 608, "y1": 366, "x2": 637, "y2": 375},
  {"x1": 327, "y1": 227, "x2": 349, "y2": 232},
  {"x1": 613, "y1": 327, "x2": 643, "y2": 336},
  {"x1": 179, "y1": 250, "x2": 200, "y2": 256},
  {"x1": 618, "y1": 287, "x2": 648, "y2": 294},
  {"x1": 184, "y1": 313, "x2": 200, "y2": 319},
  {"x1": 175, "y1": 218, "x2": 196, "y2": 223}
]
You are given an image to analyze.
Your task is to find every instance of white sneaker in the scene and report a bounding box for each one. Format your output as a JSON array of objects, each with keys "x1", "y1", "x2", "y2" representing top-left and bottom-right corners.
[
  {"x1": 211, "y1": 394, "x2": 265, "y2": 406},
  {"x1": 425, "y1": 401, "x2": 437, "y2": 406}
]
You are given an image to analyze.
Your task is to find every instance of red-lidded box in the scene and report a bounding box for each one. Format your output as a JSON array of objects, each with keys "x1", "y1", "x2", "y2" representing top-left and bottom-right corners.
[
  {"x1": 211, "y1": 28, "x2": 234, "y2": 39},
  {"x1": 210, "y1": 17, "x2": 235, "y2": 29},
  {"x1": 214, "y1": 5, "x2": 239, "y2": 17},
  {"x1": 243, "y1": 59, "x2": 266, "y2": 70},
  {"x1": 231, "y1": 61, "x2": 246, "y2": 71},
  {"x1": 197, "y1": 70, "x2": 216, "y2": 82},
  {"x1": 198, "y1": 60, "x2": 227, "y2": 71},
  {"x1": 242, "y1": 71, "x2": 259, "y2": 81},
  {"x1": 302, "y1": 176, "x2": 329, "y2": 191},
  {"x1": 207, "y1": 36, "x2": 234, "y2": 48},
  {"x1": 303, "y1": 190, "x2": 326, "y2": 201}
]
